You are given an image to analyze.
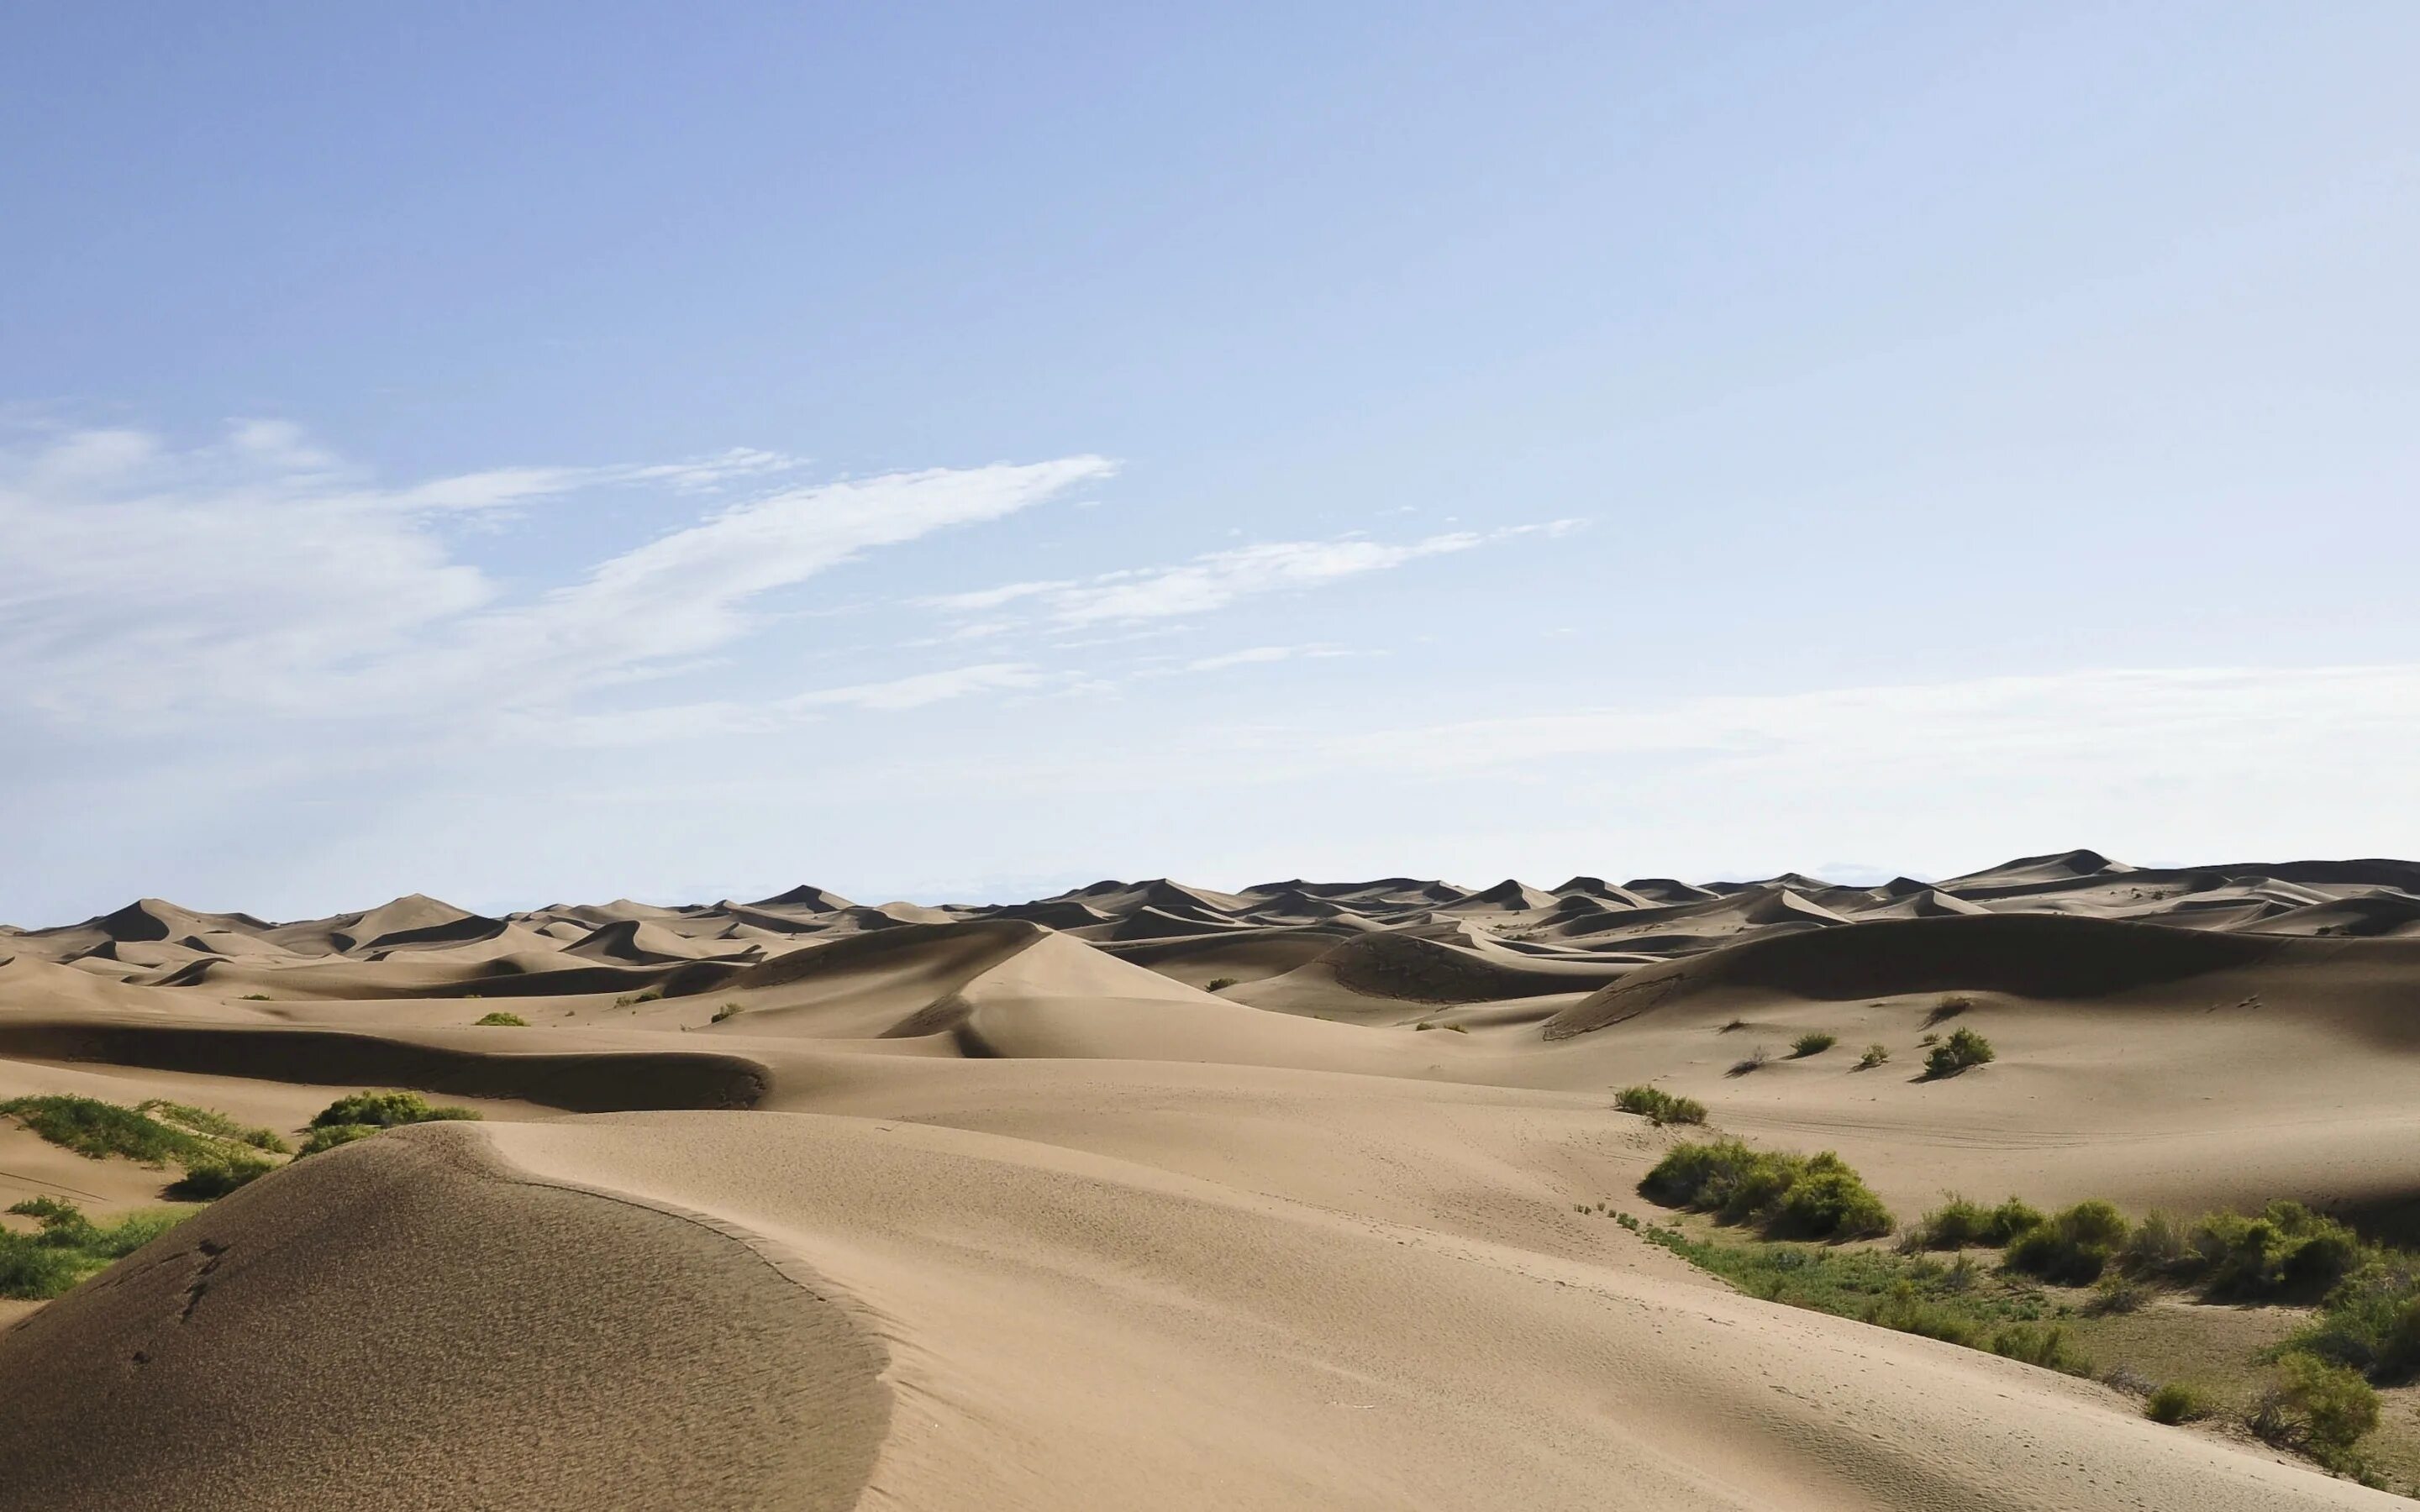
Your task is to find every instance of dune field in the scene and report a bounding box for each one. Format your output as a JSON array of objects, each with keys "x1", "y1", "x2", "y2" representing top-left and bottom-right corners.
[{"x1": 6, "y1": 849, "x2": 2420, "y2": 1509}]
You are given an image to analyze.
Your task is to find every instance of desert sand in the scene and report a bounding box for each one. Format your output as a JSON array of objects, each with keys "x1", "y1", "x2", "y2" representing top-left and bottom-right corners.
[{"x1": 4, "y1": 850, "x2": 2418, "y2": 1508}]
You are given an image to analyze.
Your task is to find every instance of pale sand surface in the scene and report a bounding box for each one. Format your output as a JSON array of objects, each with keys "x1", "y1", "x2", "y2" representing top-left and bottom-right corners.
[{"x1": 3, "y1": 852, "x2": 2417, "y2": 1507}]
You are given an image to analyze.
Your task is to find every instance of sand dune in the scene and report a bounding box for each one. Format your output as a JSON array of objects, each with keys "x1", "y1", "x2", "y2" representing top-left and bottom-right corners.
[{"x1": 6, "y1": 851, "x2": 2420, "y2": 1507}]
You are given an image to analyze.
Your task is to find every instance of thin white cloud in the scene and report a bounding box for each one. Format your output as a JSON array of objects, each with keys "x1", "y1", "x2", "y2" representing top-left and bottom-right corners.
[
  {"x1": 544, "y1": 662, "x2": 1050, "y2": 746},
  {"x1": 0, "y1": 421, "x2": 1112, "y2": 730},
  {"x1": 922, "y1": 520, "x2": 1581, "y2": 629}
]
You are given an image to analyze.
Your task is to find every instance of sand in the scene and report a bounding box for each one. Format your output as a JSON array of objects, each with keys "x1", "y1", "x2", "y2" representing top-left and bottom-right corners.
[{"x1": 3, "y1": 851, "x2": 2416, "y2": 1507}]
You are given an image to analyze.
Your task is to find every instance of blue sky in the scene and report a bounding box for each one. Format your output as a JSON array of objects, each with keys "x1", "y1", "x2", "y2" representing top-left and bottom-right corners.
[{"x1": 4, "y1": 3, "x2": 2417, "y2": 922}]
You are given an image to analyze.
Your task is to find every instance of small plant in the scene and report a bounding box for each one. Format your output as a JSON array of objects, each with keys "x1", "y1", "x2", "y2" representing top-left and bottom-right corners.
[
  {"x1": 1988, "y1": 1322, "x2": 2091, "y2": 1375},
  {"x1": 299, "y1": 1089, "x2": 480, "y2": 1155},
  {"x1": 1726, "y1": 1046, "x2": 1771, "y2": 1077},
  {"x1": 1, "y1": 1095, "x2": 212, "y2": 1166},
  {"x1": 1918, "y1": 1032, "x2": 1939, "y2": 1047},
  {"x1": 1924, "y1": 994, "x2": 1975, "y2": 1027},
  {"x1": 2089, "y1": 1274, "x2": 2149, "y2": 1315},
  {"x1": 711, "y1": 1001, "x2": 744, "y2": 1023},
  {"x1": 1789, "y1": 1032, "x2": 1836, "y2": 1058},
  {"x1": 1855, "y1": 1043, "x2": 1890, "y2": 1069},
  {"x1": 167, "y1": 1151, "x2": 273, "y2": 1200},
  {"x1": 1613, "y1": 1085, "x2": 1707, "y2": 1126},
  {"x1": 1641, "y1": 1139, "x2": 1892, "y2": 1239},
  {"x1": 239, "y1": 993, "x2": 271, "y2": 1000},
  {"x1": 297, "y1": 1123, "x2": 381, "y2": 1155},
  {"x1": 2252, "y1": 1355, "x2": 2380, "y2": 1469},
  {"x1": 1718, "y1": 1018, "x2": 1749, "y2": 1034},
  {"x1": 136, "y1": 1100, "x2": 289, "y2": 1153},
  {"x1": 1901, "y1": 1195, "x2": 2044, "y2": 1252},
  {"x1": 1923, "y1": 1027, "x2": 1995, "y2": 1078},
  {"x1": 2005, "y1": 1200, "x2": 2130, "y2": 1284},
  {"x1": 0, "y1": 1198, "x2": 187, "y2": 1299},
  {"x1": 472, "y1": 1011, "x2": 529, "y2": 1026},
  {"x1": 1206, "y1": 977, "x2": 1239, "y2": 991},
  {"x1": 2145, "y1": 1383, "x2": 2212, "y2": 1424}
]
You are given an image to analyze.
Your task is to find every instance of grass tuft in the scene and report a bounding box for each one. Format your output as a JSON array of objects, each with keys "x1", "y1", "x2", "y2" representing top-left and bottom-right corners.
[
  {"x1": 1613, "y1": 1085, "x2": 1707, "y2": 1126},
  {"x1": 1923, "y1": 1026, "x2": 1995, "y2": 1078},
  {"x1": 135, "y1": 1100, "x2": 289, "y2": 1153},
  {"x1": 471, "y1": 1011, "x2": 529, "y2": 1026},
  {"x1": 1789, "y1": 1032, "x2": 1837, "y2": 1058},
  {"x1": 1855, "y1": 1043, "x2": 1890, "y2": 1069},
  {"x1": 2145, "y1": 1382, "x2": 2213, "y2": 1424},
  {"x1": 1, "y1": 1199, "x2": 187, "y2": 1299}
]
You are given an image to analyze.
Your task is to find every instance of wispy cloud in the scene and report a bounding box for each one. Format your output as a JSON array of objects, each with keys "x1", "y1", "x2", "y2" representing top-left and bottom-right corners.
[
  {"x1": 0, "y1": 421, "x2": 1112, "y2": 730},
  {"x1": 544, "y1": 662, "x2": 1053, "y2": 746},
  {"x1": 922, "y1": 521, "x2": 1581, "y2": 628}
]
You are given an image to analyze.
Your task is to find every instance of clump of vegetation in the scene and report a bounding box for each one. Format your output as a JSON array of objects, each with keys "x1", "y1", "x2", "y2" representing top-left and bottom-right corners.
[
  {"x1": 612, "y1": 990, "x2": 665, "y2": 1008},
  {"x1": 297, "y1": 1123, "x2": 381, "y2": 1156},
  {"x1": 135, "y1": 1100, "x2": 289, "y2": 1153},
  {"x1": 1642, "y1": 1139, "x2": 1892, "y2": 1240},
  {"x1": 1, "y1": 1095, "x2": 213, "y2": 1166},
  {"x1": 0, "y1": 1198, "x2": 186, "y2": 1299},
  {"x1": 1613, "y1": 1085, "x2": 1707, "y2": 1126},
  {"x1": 2252, "y1": 1355, "x2": 2381, "y2": 1472},
  {"x1": 471, "y1": 1011, "x2": 529, "y2": 1026},
  {"x1": 711, "y1": 1001, "x2": 744, "y2": 1023},
  {"x1": 1726, "y1": 1046, "x2": 1771, "y2": 1077},
  {"x1": 1205, "y1": 977, "x2": 1239, "y2": 991},
  {"x1": 239, "y1": 993, "x2": 271, "y2": 1000},
  {"x1": 167, "y1": 1150, "x2": 273, "y2": 1200},
  {"x1": 1989, "y1": 1321, "x2": 2091, "y2": 1374},
  {"x1": 298, "y1": 1090, "x2": 480, "y2": 1154},
  {"x1": 1855, "y1": 1043, "x2": 1890, "y2": 1069},
  {"x1": 1924, "y1": 994, "x2": 1975, "y2": 1026},
  {"x1": 1789, "y1": 1032, "x2": 1837, "y2": 1058},
  {"x1": 2005, "y1": 1200, "x2": 2131, "y2": 1284},
  {"x1": 1901, "y1": 1194, "x2": 2044, "y2": 1252},
  {"x1": 2285, "y1": 1263, "x2": 2420, "y2": 1380},
  {"x1": 2145, "y1": 1382, "x2": 2213, "y2": 1424},
  {"x1": 310, "y1": 1089, "x2": 480, "y2": 1130},
  {"x1": 1718, "y1": 1018, "x2": 1749, "y2": 1033},
  {"x1": 1923, "y1": 1026, "x2": 1996, "y2": 1078}
]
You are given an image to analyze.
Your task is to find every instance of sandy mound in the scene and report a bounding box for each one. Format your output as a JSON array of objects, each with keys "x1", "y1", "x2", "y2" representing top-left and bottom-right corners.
[{"x1": 0, "y1": 1124, "x2": 886, "y2": 1511}]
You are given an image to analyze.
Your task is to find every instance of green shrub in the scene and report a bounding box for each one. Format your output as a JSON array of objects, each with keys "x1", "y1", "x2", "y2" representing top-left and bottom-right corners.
[
  {"x1": 1923, "y1": 1027, "x2": 1995, "y2": 1078},
  {"x1": 1642, "y1": 1139, "x2": 1891, "y2": 1239},
  {"x1": 135, "y1": 1100, "x2": 289, "y2": 1154},
  {"x1": 2146, "y1": 1382, "x2": 2213, "y2": 1424},
  {"x1": 297, "y1": 1123, "x2": 381, "y2": 1156},
  {"x1": 471, "y1": 1011, "x2": 529, "y2": 1026},
  {"x1": 239, "y1": 993, "x2": 271, "y2": 1000},
  {"x1": 1902, "y1": 1195, "x2": 2044, "y2": 1251},
  {"x1": 1864, "y1": 1283, "x2": 1981, "y2": 1347},
  {"x1": 2254, "y1": 1355, "x2": 2379, "y2": 1464},
  {"x1": 2185, "y1": 1202, "x2": 2365, "y2": 1299},
  {"x1": 712, "y1": 1001, "x2": 744, "y2": 1023},
  {"x1": 2090, "y1": 1274, "x2": 2150, "y2": 1314},
  {"x1": 1989, "y1": 1322, "x2": 2091, "y2": 1375},
  {"x1": 0, "y1": 1095, "x2": 210, "y2": 1165},
  {"x1": 309, "y1": 1090, "x2": 480, "y2": 1129},
  {"x1": 1789, "y1": 1032, "x2": 1837, "y2": 1058},
  {"x1": 2289, "y1": 1265, "x2": 2420, "y2": 1381},
  {"x1": 2118, "y1": 1210, "x2": 2192, "y2": 1276},
  {"x1": 1727, "y1": 1046, "x2": 1770, "y2": 1076},
  {"x1": 0, "y1": 1199, "x2": 187, "y2": 1299},
  {"x1": 1855, "y1": 1043, "x2": 1890, "y2": 1068},
  {"x1": 1924, "y1": 994, "x2": 1974, "y2": 1026},
  {"x1": 1205, "y1": 977, "x2": 1239, "y2": 991},
  {"x1": 166, "y1": 1151, "x2": 272, "y2": 1200},
  {"x1": 2005, "y1": 1200, "x2": 2131, "y2": 1284},
  {"x1": 1613, "y1": 1085, "x2": 1707, "y2": 1126}
]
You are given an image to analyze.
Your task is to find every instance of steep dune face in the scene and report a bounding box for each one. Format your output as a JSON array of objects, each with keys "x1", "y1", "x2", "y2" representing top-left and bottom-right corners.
[{"x1": 0, "y1": 1125, "x2": 887, "y2": 1511}]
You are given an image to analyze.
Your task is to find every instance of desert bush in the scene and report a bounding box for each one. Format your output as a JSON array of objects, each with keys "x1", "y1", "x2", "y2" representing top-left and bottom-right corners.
[
  {"x1": 471, "y1": 1011, "x2": 529, "y2": 1026},
  {"x1": 1989, "y1": 1322, "x2": 2091, "y2": 1375},
  {"x1": 1902, "y1": 1195, "x2": 2043, "y2": 1252},
  {"x1": 1924, "y1": 994, "x2": 1975, "y2": 1026},
  {"x1": 297, "y1": 1123, "x2": 381, "y2": 1156},
  {"x1": 1613, "y1": 1085, "x2": 1707, "y2": 1126},
  {"x1": 1789, "y1": 1032, "x2": 1837, "y2": 1058},
  {"x1": 1727, "y1": 1046, "x2": 1771, "y2": 1077},
  {"x1": 2185, "y1": 1202, "x2": 2364, "y2": 1299},
  {"x1": 167, "y1": 1151, "x2": 273, "y2": 1200},
  {"x1": 1718, "y1": 1018, "x2": 1749, "y2": 1033},
  {"x1": 135, "y1": 1100, "x2": 289, "y2": 1154},
  {"x1": 2145, "y1": 1383, "x2": 2213, "y2": 1424},
  {"x1": 2118, "y1": 1209, "x2": 2192, "y2": 1276},
  {"x1": 0, "y1": 1095, "x2": 218, "y2": 1165},
  {"x1": 1642, "y1": 1140, "x2": 1891, "y2": 1239},
  {"x1": 0, "y1": 1198, "x2": 186, "y2": 1299},
  {"x1": 1856, "y1": 1043, "x2": 1890, "y2": 1069},
  {"x1": 309, "y1": 1090, "x2": 480, "y2": 1129},
  {"x1": 2253, "y1": 1355, "x2": 2379, "y2": 1465},
  {"x1": 2290, "y1": 1265, "x2": 2420, "y2": 1381},
  {"x1": 712, "y1": 1001, "x2": 744, "y2": 1022},
  {"x1": 1864, "y1": 1283, "x2": 1981, "y2": 1347},
  {"x1": 2090, "y1": 1274, "x2": 2150, "y2": 1315},
  {"x1": 1923, "y1": 1027, "x2": 1995, "y2": 1078},
  {"x1": 1206, "y1": 977, "x2": 1239, "y2": 991},
  {"x1": 2005, "y1": 1200, "x2": 2131, "y2": 1284}
]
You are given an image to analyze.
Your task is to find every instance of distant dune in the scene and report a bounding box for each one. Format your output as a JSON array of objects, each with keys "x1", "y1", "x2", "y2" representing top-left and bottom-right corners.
[{"x1": 5, "y1": 853, "x2": 2418, "y2": 1507}]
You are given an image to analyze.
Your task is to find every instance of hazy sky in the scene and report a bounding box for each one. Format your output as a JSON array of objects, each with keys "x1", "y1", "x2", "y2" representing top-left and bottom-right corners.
[{"x1": 5, "y1": 3, "x2": 2417, "y2": 923}]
